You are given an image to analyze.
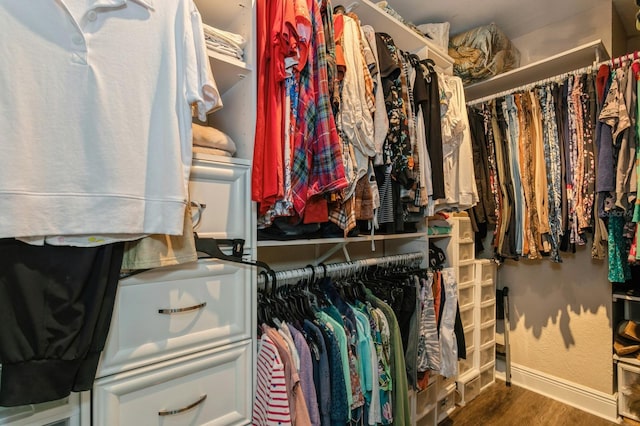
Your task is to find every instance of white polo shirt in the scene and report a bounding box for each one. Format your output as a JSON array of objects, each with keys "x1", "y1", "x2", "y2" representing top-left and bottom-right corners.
[{"x1": 0, "y1": 0, "x2": 221, "y2": 239}]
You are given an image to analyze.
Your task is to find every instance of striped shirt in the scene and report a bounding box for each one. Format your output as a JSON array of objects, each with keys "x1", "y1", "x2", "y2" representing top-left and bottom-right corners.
[{"x1": 253, "y1": 334, "x2": 292, "y2": 425}]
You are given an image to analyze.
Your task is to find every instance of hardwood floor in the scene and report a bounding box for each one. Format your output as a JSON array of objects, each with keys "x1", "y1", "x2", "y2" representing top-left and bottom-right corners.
[{"x1": 438, "y1": 380, "x2": 617, "y2": 426}]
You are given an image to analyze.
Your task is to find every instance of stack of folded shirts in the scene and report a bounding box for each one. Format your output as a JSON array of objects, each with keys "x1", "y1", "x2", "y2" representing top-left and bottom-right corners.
[
  {"x1": 427, "y1": 212, "x2": 452, "y2": 235},
  {"x1": 192, "y1": 123, "x2": 237, "y2": 157},
  {"x1": 202, "y1": 23, "x2": 246, "y2": 61}
]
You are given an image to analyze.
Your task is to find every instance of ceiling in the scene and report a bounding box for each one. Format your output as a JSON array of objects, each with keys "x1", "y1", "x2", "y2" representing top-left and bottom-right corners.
[{"x1": 385, "y1": 0, "x2": 638, "y2": 40}]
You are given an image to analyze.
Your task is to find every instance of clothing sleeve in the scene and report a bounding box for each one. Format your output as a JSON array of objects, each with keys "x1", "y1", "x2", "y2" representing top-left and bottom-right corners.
[{"x1": 187, "y1": 1, "x2": 223, "y2": 121}]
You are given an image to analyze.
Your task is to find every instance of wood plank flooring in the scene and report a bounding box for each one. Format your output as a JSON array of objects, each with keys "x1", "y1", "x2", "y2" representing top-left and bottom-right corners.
[{"x1": 438, "y1": 380, "x2": 617, "y2": 426}]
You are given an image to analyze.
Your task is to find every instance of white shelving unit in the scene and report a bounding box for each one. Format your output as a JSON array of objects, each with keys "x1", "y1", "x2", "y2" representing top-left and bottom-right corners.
[
  {"x1": 85, "y1": 1, "x2": 258, "y2": 424},
  {"x1": 613, "y1": 291, "x2": 640, "y2": 421},
  {"x1": 464, "y1": 40, "x2": 608, "y2": 102},
  {"x1": 341, "y1": 0, "x2": 454, "y2": 73}
]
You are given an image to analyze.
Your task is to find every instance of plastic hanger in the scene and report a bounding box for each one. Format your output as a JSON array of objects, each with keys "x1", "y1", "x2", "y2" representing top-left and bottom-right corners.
[{"x1": 194, "y1": 234, "x2": 271, "y2": 271}]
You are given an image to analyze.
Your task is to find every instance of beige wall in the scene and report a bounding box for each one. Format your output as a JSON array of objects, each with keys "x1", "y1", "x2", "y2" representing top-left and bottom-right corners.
[
  {"x1": 510, "y1": 2, "x2": 614, "y2": 65},
  {"x1": 496, "y1": 245, "x2": 613, "y2": 394}
]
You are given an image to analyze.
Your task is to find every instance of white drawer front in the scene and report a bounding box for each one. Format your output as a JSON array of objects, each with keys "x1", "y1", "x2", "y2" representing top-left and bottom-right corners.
[
  {"x1": 94, "y1": 341, "x2": 251, "y2": 426},
  {"x1": 189, "y1": 159, "x2": 251, "y2": 243},
  {"x1": 98, "y1": 260, "x2": 253, "y2": 377}
]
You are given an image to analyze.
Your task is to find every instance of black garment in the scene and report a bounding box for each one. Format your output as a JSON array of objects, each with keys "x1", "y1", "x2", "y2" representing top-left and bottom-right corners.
[
  {"x1": 468, "y1": 106, "x2": 496, "y2": 254},
  {"x1": 454, "y1": 303, "x2": 467, "y2": 360},
  {"x1": 0, "y1": 239, "x2": 124, "y2": 406},
  {"x1": 414, "y1": 60, "x2": 445, "y2": 200}
]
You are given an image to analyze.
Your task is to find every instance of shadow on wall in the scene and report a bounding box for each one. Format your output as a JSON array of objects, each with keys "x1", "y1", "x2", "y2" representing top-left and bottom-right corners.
[{"x1": 495, "y1": 244, "x2": 611, "y2": 350}]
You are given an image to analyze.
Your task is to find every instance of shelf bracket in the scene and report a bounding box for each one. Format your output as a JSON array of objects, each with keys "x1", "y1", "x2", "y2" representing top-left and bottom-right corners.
[{"x1": 315, "y1": 241, "x2": 351, "y2": 265}]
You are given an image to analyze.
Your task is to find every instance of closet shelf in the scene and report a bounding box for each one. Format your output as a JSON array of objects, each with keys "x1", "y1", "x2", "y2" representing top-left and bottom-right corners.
[
  {"x1": 613, "y1": 292, "x2": 640, "y2": 302},
  {"x1": 343, "y1": 0, "x2": 454, "y2": 72},
  {"x1": 208, "y1": 50, "x2": 252, "y2": 95},
  {"x1": 256, "y1": 231, "x2": 430, "y2": 248},
  {"x1": 614, "y1": 354, "x2": 640, "y2": 368},
  {"x1": 192, "y1": 151, "x2": 251, "y2": 166},
  {"x1": 464, "y1": 39, "x2": 608, "y2": 102}
]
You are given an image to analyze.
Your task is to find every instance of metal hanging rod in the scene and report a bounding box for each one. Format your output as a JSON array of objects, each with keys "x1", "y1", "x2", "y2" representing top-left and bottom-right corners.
[
  {"x1": 467, "y1": 49, "x2": 640, "y2": 107},
  {"x1": 466, "y1": 64, "x2": 595, "y2": 106},
  {"x1": 257, "y1": 252, "x2": 425, "y2": 286},
  {"x1": 604, "y1": 50, "x2": 640, "y2": 68}
]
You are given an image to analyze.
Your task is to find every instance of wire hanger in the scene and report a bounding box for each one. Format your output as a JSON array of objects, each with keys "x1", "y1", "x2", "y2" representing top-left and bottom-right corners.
[{"x1": 194, "y1": 234, "x2": 271, "y2": 271}]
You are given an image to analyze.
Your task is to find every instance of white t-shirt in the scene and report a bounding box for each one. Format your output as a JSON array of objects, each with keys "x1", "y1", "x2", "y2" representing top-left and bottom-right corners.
[{"x1": 0, "y1": 0, "x2": 221, "y2": 240}]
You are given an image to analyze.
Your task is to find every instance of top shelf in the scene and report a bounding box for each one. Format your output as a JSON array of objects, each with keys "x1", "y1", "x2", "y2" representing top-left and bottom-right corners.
[
  {"x1": 613, "y1": 292, "x2": 640, "y2": 302},
  {"x1": 257, "y1": 230, "x2": 450, "y2": 247},
  {"x1": 464, "y1": 40, "x2": 608, "y2": 102},
  {"x1": 342, "y1": 0, "x2": 454, "y2": 73}
]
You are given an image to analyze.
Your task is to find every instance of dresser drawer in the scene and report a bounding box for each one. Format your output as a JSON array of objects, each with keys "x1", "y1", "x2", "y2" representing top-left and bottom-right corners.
[
  {"x1": 189, "y1": 157, "x2": 252, "y2": 243},
  {"x1": 98, "y1": 260, "x2": 254, "y2": 377},
  {"x1": 93, "y1": 341, "x2": 251, "y2": 426}
]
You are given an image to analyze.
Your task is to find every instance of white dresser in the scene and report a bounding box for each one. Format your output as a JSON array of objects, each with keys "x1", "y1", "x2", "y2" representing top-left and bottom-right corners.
[{"x1": 88, "y1": 156, "x2": 255, "y2": 425}]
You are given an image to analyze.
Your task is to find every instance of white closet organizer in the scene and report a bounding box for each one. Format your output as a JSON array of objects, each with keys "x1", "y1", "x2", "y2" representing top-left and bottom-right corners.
[
  {"x1": 464, "y1": 39, "x2": 607, "y2": 103},
  {"x1": 253, "y1": 4, "x2": 487, "y2": 425},
  {"x1": 86, "y1": 0, "x2": 258, "y2": 424}
]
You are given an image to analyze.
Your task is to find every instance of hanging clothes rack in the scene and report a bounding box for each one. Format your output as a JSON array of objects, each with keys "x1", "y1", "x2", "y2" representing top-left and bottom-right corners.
[
  {"x1": 257, "y1": 252, "x2": 425, "y2": 286},
  {"x1": 467, "y1": 49, "x2": 640, "y2": 106},
  {"x1": 466, "y1": 63, "x2": 596, "y2": 106},
  {"x1": 605, "y1": 50, "x2": 640, "y2": 68}
]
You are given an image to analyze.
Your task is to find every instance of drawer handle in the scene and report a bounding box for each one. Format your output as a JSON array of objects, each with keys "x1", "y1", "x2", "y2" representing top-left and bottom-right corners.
[
  {"x1": 190, "y1": 200, "x2": 206, "y2": 229},
  {"x1": 158, "y1": 302, "x2": 207, "y2": 315},
  {"x1": 158, "y1": 394, "x2": 207, "y2": 416}
]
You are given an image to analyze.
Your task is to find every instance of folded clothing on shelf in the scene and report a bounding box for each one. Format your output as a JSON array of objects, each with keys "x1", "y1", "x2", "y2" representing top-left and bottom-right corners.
[
  {"x1": 202, "y1": 23, "x2": 246, "y2": 60},
  {"x1": 192, "y1": 123, "x2": 237, "y2": 157}
]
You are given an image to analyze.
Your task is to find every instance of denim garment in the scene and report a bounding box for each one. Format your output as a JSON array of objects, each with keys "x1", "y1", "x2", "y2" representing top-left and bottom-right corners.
[
  {"x1": 318, "y1": 321, "x2": 350, "y2": 425},
  {"x1": 503, "y1": 95, "x2": 525, "y2": 255},
  {"x1": 303, "y1": 320, "x2": 331, "y2": 426}
]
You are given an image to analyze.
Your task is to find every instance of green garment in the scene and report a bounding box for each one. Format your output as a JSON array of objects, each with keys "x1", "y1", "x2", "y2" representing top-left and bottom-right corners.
[{"x1": 365, "y1": 289, "x2": 411, "y2": 426}]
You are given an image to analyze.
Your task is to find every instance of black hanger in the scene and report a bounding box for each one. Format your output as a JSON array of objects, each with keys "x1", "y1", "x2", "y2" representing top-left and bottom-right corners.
[{"x1": 194, "y1": 234, "x2": 271, "y2": 271}]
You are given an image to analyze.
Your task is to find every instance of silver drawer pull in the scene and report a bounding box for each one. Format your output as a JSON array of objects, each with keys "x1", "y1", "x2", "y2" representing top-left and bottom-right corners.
[
  {"x1": 158, "y1": 302, "x2": 207, "y2": 315},
  {"x1": 158, "y1": 394, "x2": 207, "y2": 416}
]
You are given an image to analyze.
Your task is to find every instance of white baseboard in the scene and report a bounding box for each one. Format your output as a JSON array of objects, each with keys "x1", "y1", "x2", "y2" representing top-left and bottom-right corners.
[{"x1": 495, "y1": 359, "x2": 619, "y2": 423}]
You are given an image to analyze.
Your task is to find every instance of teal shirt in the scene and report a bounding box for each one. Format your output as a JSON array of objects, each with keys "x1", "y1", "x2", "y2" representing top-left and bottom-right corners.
[{"x1": 315, "y1": 311, "x2": 353, "y2": 412}]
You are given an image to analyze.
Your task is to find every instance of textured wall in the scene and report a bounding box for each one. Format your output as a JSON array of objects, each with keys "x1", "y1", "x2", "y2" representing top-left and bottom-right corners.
[
  {"x1": 510, "y1": 2, "x2": 614, "y2": 65},
  {"x1": 497, "y1": 246, "x2": 613, "y2": 394}
]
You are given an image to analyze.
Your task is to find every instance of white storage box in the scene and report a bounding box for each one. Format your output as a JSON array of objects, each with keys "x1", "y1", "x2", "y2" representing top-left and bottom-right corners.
[
  {"x1": 458, "y1": 263, "x2": 475, "y2": 285},
  {"x1": 458, "y1": 241, "x2": 475, "y2": 262},
  {"x1": 480, "y1": 300, "x2": 496, "y2": 325},
  {"x1": 480, "y1": 320, "x2": 496, "y2": 346},
  {"x1": 416, "y1": 382, "x2": 437, "y2": 419},
  {"x1": 480, "y1": 362, "x2": 495, "y2": 390},
  {"x1": 480, "y1": 341, "x2": 496, "y2": 368},
  {"x1": 460, "y1": 304, "x2": 475, "y2": 328},
  {"x1": 618, "y1": 361, "x2": 640, "y2": 421},
  {"x1": 480, "y1": 279, "x2": 495, "y2": 303},
  {"x1": 459, "y1": 283, "x2": 475, "y2": 309},
  {"x1": 457, "y1": 374, "x2": 480, "y2": 406},
  {"x1": 457, "y1": 218, "x2": 473, "y2": 240}
]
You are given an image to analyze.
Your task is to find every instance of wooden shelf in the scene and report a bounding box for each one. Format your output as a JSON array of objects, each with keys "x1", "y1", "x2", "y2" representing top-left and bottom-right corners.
[
  {"x1": 465, "y1": 40, "x2": 608, "y2": 102},
  {"x1": 343, "y1": 0, "x2": 454, "y2": 72}
]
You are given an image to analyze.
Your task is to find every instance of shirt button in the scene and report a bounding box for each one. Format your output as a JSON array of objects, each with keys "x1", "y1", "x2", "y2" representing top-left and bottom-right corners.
[
  {"x1": 87, "y1": 11, "x2": 97, "y2": 21},
  {"x1": 72, "y1": 35, "x2": 83, "y2": 45}
]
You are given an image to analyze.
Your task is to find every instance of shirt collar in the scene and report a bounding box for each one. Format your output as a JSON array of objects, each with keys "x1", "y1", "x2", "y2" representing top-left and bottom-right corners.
[
  {"x1": 88, "y1": 0, "x2": 154, "y2": 11},
  {"x1": 130, "y1": 0, "x2": 154, "y2": 10}
]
